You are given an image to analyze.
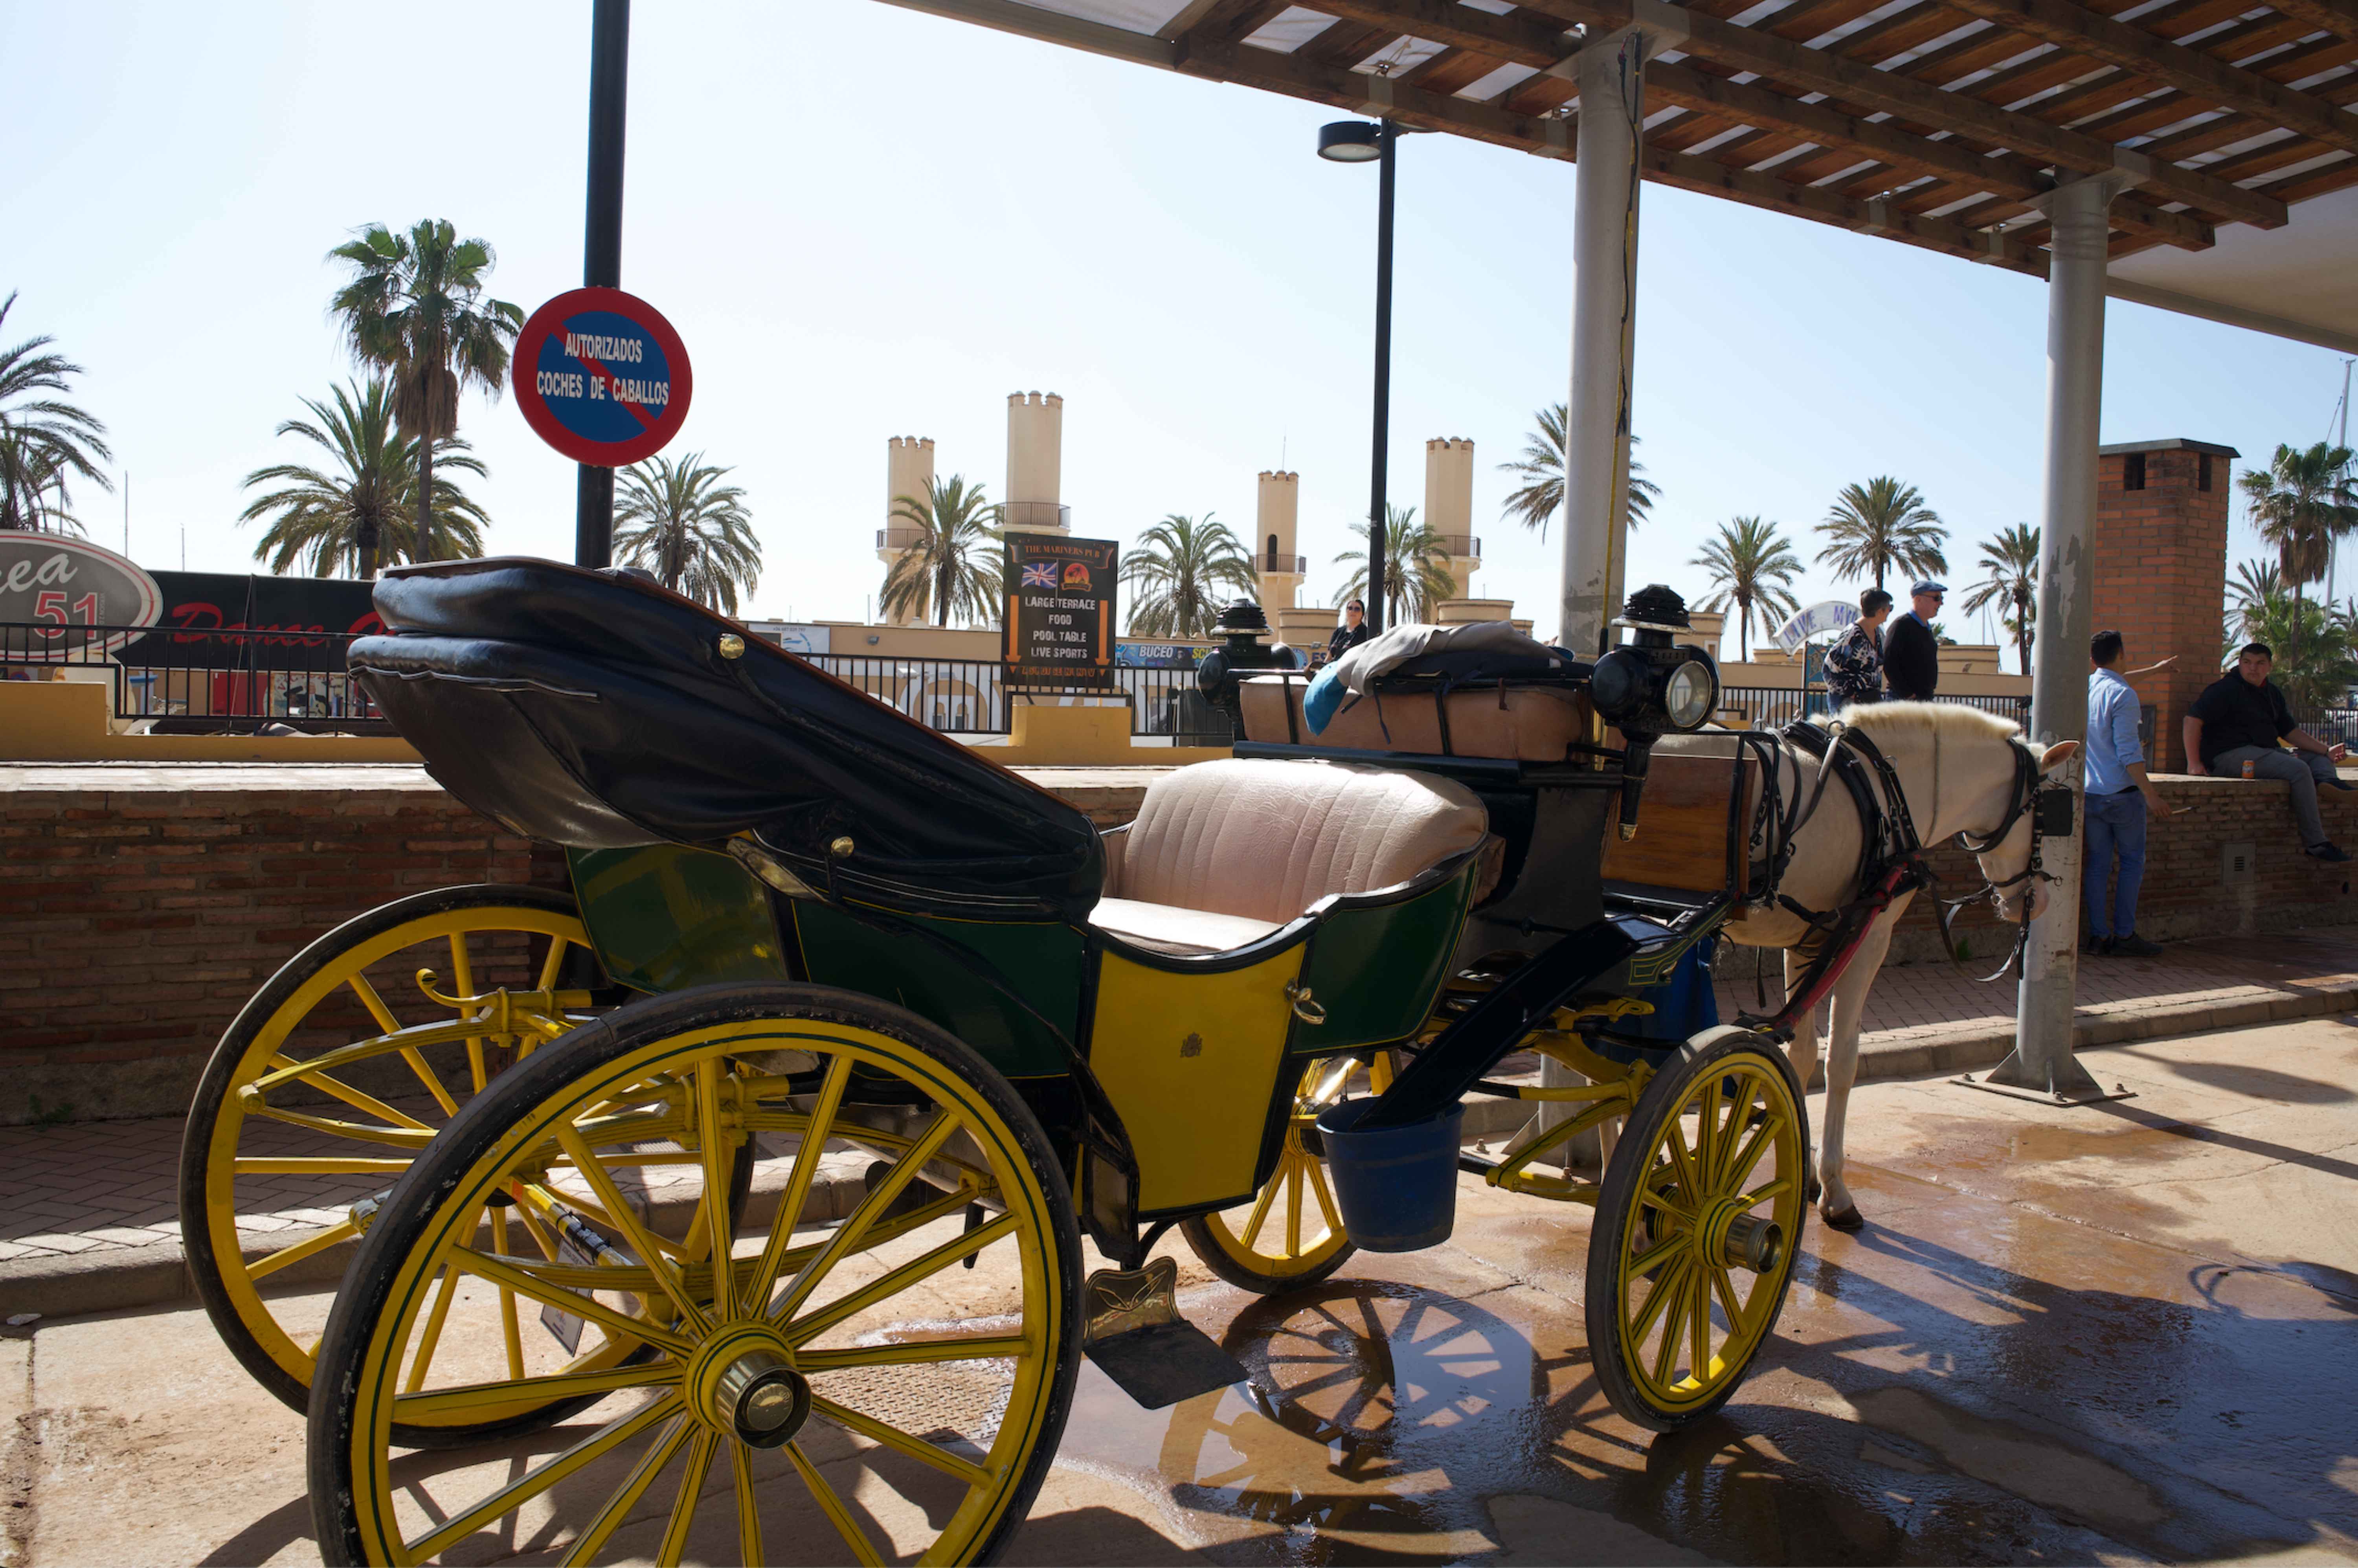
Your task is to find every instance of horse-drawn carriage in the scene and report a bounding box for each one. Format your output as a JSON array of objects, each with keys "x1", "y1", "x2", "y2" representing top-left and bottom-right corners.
[{"x1": 179, "y1": 560, "x2": 1845, "y2": 1565}]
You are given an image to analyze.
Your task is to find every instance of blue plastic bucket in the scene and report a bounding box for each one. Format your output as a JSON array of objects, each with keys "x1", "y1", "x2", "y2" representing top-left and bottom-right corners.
[{"x1": 1314, "y1": 1098, "x2": 1465, "y2": 1253}]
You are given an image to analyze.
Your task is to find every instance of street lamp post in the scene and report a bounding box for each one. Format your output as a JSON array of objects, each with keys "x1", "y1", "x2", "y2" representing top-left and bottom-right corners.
[{"x1": 1319, "y1": 118, "x2": 1398, "y2": 635}]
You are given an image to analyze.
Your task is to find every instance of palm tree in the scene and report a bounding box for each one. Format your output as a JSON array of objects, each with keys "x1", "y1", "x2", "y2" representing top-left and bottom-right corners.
[
  {"x1": 239, "y1": 380, "x2": 489, "y2": 576},
  {"x1": 1497, "y1": 404, "x2": 1657, "y2": 539},
  {"x1": 1817, "y1": 476, "x2": 1948, "y2": 591},
  {"x1": 1961, "y1": 523, "x2": 2040, "y2": 676},
  {"x1": 0, "y1": 293, "x2": 113, "y2": 532},
  {"x1": 1121, "y1": 513, "x2": 1260, "y2": 638},
  {"x1": 2240, "y1": 441, "x2": 2358, "y2": 664},
  {"x1": 1688, "y1": 516, "x2": 1802, "y2": 661},
  {"x1": 1334, "y1": 505, "x2": 1456, "y2": 625},
  {"x1": 615, "y1": 453, "x2": 761, "y2": 615},
  {"x1": 882, "y1": 475, "x2": 1002, "y2": 627},
  {"x1": 328, "y1": 221, "x2": 521, "y2": 577}
]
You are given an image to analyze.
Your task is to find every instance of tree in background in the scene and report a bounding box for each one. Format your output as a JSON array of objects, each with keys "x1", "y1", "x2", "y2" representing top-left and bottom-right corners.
[
  {"x1": 1961, "y1": 522, "x2": 2040, "y2": 676},
  {"x1": 1688, "y1": 515, "x2": 1802, "y2": 662},
  {"x1": 882, "y1": 475, "x2": 1001, "y2": 627},
  {"x1": 1497, "y1": 404, "x2": 1657, "y2": 539},
  {"x1": 1122, "y1": 512, "x2": 1259, "y2": 638},
  {"x1": 615, "y1": 453, "x2": 761, "y2": 615},
  {"x1": 2227, "y1": 577, "x2": 2358, "y2": 719},
  {"x1": 1816, "y1": 476, "x2": 1947, "y2": 591},
  {"x1": 0, "y1": 293, "x2": 112, "y2": 533},
  {"x1": 328, "y1": 221, "x2": 521, "y2": 576},
  {"x1": 2240, "y1": 441, "x2": 2358, "y2": 664},
  {"x1": 1334, "y1": 505, "x2": 1456, "y2": 625},
  {"x1": 239, "y1": 380, "x2": 489, "y2": 576}
]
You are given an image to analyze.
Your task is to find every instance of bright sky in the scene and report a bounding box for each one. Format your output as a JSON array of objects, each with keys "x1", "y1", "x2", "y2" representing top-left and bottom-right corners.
[{"x1": 5, "y1": 0, "x2": 2352, "y2": 658}]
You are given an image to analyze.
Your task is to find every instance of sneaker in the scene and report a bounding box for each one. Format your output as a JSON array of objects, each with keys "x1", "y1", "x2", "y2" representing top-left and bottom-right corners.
[
  {"x1": 2110, "y1": 933, "x2": 2164, "y2": 958},
  {"x1": 2080, "y1": 933, "x2": 2112, "y2": 957},
  {"x1": 2308, "y1": 842, "x2": 2354, "y2": 863}
]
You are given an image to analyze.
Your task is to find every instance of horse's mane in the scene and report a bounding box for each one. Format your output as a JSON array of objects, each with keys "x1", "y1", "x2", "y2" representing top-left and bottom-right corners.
[{"x1": 1836, "y1": 699, "x2": 2022, "y2": 745}]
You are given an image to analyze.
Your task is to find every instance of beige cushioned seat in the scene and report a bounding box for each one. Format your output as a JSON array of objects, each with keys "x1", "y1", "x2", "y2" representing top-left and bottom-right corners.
[{"x1": 1088, "y1": 758, "x2": 1488, "y2": 956}]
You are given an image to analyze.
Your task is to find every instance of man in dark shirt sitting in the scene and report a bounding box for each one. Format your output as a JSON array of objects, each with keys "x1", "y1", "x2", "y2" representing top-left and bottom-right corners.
[
  {"x1": 1881, "y1": 579, "x2": 1944, "y2": 701},
  {"x1": 2184, "y1": 641, "x2": 2353, "y2": 862}
]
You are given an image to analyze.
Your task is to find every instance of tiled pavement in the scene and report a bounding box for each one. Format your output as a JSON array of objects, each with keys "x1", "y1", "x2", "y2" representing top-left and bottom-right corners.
[{"x1": 6, "y1": 928, "x2": 2358, "y2": 1271}]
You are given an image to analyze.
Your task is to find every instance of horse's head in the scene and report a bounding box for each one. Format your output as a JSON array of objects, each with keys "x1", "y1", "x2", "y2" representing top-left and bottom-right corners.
[{"x1": 1971, "y1": 738, "x2": 2079, "y2": 924}]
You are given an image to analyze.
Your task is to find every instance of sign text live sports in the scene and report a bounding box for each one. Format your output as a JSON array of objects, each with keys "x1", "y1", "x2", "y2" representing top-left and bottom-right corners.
[{"x1": 1002, "y1": 536, "x2": 1117, "y2": 687}]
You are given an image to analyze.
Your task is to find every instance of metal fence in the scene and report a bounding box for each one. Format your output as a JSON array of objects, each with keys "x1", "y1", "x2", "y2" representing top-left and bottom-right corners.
[
  {"x1": 804, "y1": 654, "x2": 1232, "y2": 743},
  {"x1": 1719, "y1": 685, "x2": 2030, "y2": 730},
  {"x1": 1, "y1": 621, "x2": 388, "y2": 733}
]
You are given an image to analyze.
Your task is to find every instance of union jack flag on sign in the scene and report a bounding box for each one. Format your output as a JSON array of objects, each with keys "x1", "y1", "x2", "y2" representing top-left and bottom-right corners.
[{"x1": 1020, "y1": 562, "x2": 1060, "y2": 589}]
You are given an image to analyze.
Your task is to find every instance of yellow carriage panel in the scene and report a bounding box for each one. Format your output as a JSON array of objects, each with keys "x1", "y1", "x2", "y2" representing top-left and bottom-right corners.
[{"x1": 1089, "y1": 945, "x2": 1304, "y2": 1215}]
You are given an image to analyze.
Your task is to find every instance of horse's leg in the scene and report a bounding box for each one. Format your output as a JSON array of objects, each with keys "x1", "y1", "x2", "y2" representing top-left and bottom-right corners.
[
  {"x1": 1776, "y1": 946, "x2": 1829, "y2": 1206},
  {"x1": 1818, "y1": 906, "x2": 1901, "y2": 1232}
]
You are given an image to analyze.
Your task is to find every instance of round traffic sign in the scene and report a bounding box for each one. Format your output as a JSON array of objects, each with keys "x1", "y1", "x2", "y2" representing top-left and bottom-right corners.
[{"x1": 511, "y1": 286, "x2": 693, "y2": 466}]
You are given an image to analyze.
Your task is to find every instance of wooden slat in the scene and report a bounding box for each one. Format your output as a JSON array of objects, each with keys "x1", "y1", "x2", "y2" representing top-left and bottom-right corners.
[
  {"x1": 2266, "y1": 0, "x2": 2358, "y2": 40},
  {"x1": 1935, "y1": 0, "x2": 2358, "y2": 156},
  {"x1": 1600, "y1": 754, "x2": 1760, "y2": 896}
]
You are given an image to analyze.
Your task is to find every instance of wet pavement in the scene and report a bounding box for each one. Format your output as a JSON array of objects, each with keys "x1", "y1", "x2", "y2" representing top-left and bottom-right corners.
[{"x1": 6, "y1": 1017, "x2": 2355, "y2": 1566}]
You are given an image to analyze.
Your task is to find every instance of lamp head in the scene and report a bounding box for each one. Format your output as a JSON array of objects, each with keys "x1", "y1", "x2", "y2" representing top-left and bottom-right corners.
[{"x1": 1317, "y1": 121, "x2": 1384, "y2": 162}]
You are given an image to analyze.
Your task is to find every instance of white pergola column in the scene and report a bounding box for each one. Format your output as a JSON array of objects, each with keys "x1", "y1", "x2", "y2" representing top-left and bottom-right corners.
[
  {"x1": 1982, "y1": 173, "x2": 2132, "y2": 1103},
  {"x1": 1556, "y1": 28, "x2": 1650, "y2": 656},
  {"x1": 1544, "y1": 23, "x2": 1660, "y2": 1165}
]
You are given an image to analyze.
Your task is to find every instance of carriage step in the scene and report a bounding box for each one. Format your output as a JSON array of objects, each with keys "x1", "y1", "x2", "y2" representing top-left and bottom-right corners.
[{"x1": 1080, "y1": 1256, "x2": 1247, "y2": 1411}]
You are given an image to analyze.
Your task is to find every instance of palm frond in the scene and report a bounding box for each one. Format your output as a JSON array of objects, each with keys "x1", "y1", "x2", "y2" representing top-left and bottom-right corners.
[
  {"x1": 1816, "y1": 475, "x2": 1948, "y2": 591},
  {"x1": 1495, "y1": 402, "x2": 1656, "y2": 539}
]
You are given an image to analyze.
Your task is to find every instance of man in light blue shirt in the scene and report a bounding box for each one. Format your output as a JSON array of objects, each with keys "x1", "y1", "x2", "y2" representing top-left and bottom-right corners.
[{"x1": 2083, "y1": 630, "x2": 2178, "y2": 957}]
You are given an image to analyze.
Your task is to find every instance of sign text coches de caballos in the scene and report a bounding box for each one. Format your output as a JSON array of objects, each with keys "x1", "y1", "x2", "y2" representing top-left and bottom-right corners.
[{"x1": 511, "y1": 286, "x2": 693, "y2": 467}]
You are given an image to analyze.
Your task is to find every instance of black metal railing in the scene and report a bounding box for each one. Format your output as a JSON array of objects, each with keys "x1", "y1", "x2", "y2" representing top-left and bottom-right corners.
[
  {"x1": 804, "y1": 654, "x2": 1232, "y2": 744},
  {"x1": 0, "y1": 621, "x2": 389, "y2": 733},
  {"x1": 1718, "y1": 685, "x2": 2030, "y2": 729}
]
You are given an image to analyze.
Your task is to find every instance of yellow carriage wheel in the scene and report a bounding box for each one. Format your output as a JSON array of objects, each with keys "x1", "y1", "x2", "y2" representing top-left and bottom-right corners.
[
  {"x1": 307, "y1": 982, "x2": 1082, "y2": 1568},
  {"x1": 177, "y1": 883, "x2": 708, "y2": 1445},
  {"x1": 1181, "y1": 1052, "x2": 1389, "y2": 1294},
  {"x1": 1584, "y1": 1026, "x2": 1808, "y2": 1433}
]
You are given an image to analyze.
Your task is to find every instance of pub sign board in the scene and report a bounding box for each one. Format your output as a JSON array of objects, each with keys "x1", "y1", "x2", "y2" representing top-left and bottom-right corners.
[
  {"x1": 512, "y1": 286, "x2": 694, "y2": 467},
  {"x1": 0, "y1": 535, "x2": 162, "y2": 660},
  {"x1": 117, "y1": 572, "x2": 382, "y2": 673},
  {"x1": 1003, "y1": 535, "x2": 1118, "y2": 688}
]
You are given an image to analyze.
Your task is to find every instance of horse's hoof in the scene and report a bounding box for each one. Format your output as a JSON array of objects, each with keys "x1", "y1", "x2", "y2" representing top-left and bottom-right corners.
[{"x1": 1822, "y1": 1204, "x2": 1864, "y2": 1232}]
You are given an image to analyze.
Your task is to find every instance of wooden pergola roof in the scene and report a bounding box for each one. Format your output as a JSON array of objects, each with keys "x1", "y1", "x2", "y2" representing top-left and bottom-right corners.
[{"x1": 879, "y1": 0, "x2": 2358, "y2": 351}]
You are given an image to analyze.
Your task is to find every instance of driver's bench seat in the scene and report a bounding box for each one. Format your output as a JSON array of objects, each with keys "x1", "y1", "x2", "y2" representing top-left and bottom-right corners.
[{"x1": 1089, "y1": 759, "x2": 1490, "y2": 957}]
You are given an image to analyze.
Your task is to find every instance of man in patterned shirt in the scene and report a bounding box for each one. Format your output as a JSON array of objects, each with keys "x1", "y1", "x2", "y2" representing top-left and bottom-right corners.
[{"x1": 1824, "y1": 588, "x2": 1892, "y2": 711}]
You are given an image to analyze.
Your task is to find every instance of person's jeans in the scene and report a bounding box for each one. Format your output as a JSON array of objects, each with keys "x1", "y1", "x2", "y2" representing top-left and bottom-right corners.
[
  {"x1": 2082, "y1": 788, "x2": 2147, "y2": 940},
  {"x1": 2211, "y1": 744, "x2": 2342, "y2": 847}
]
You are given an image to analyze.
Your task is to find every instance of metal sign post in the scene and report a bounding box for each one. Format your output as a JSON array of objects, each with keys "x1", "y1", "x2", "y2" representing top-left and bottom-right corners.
[{"x1": 577, "y1": 0, "x2": 630, "y2": 569}]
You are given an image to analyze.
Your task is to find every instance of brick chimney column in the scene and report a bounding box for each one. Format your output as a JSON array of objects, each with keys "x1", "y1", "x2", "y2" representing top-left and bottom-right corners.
[{"x1": 2092, "y1": 439, "x2": 2236, "y2": 773}]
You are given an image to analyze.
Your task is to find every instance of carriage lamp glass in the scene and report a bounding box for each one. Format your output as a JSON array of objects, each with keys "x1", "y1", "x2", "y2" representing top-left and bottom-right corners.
[{"x1": 1664, "y1": 659, "x2": 1715, "y2": 729}]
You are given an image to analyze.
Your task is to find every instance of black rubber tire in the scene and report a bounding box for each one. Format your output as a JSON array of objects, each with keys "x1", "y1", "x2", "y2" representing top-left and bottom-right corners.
[
  {"x1": 308, "y1": 981, "x2": 1084, "y2": 1568},
  {"x1": 1584, "y1": 1026, "x2": 1809, "y2": 1434}
]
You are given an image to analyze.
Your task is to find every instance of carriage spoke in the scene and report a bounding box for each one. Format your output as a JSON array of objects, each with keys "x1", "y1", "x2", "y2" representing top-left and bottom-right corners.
[
  {"x1": 404, "y1": 1267, "x2": 461, "y2": 1392},
  {"x1": 489, "y1": 1206, "x2": 526, "y2": 1379},
  {"x1": 1238, "y1": 1166, "x2": 1283, "y2": 1249},
  {"x1": 770, "y1": 1107, "x2": 962, "y2": 1324},
  {"x1": 404, "y1": 1393, "x2": 682, "y2": 1561},
  {"x1": 730, "y1": 1433, "x2": 764, "y2": 1568},
  {"x1": 1650, "y1": 1270, "x2": 1691, "y2": 1386},
  {"x1": 744, "y1": 1053, "x2": 851, "y2": 1316},
  {"x1": 1628, "y1": 1229, "x2": 1686, "y2": 1280},
  {"x1": 555, "y1": 1124, "x2": 712, "y2": 1335},
  {"x1": 796, "y1": 1332, "x2": 1032, "y2": 1371},
  {"x1": 232, "y1": 1156, "x2": 410, "y2": 1176},
  {"x1": 1722, "y1": 1111, "x2": 1784, "y2": 1196},
  {"x1": 811, "y1": 1392, "x2": 993, "y2": 1487},
  {"x1": 249, "y1": 1219, "x2": 358, "y2": 1281},
  {"x1": 1285, "y1": 1155, "x2": 1303, "y2": 1259},
  {"x1": 1739, "y1": 1176, "x2": 1793, "y2": 1210},
  {"x1": 1306, "y1": 1153, "x2": 1343, "y2": 1238},
  {"x1": 396, "y1": 1361, "x2": 683, "y2": 1418},
  {"x1": 693, "y1": 1060, "x2": 739, "y2": 1317},
  {"x1": 1660, "y1": 1117, "x2": 1702, "y2": 1213},
  {"x1": 1693, "y1": 1086, "x2": 1721, "y2": 1191},
  {"x1": 1710, "y1": 1263, "x2": 1745, "y2": 1338},
  {"x1": 657, "y1": 1427, "x2": 718, "y2": 1568},
  {"x1": 534, "y1": 933, "x2": 572, "y2": 995},
  {"x1": 1631, "y1": 1254, "x2": 1689, "y2": 1344},
  {"x1": 261, "y1": 1056, "x2": 433, "y2": 1134},
  {"x1": 785, "y1": 1214, "x2": 1020, "y2": 1347},
  {"x1": 787, "y1": 1439, "x2": 885, "y2": 1568},
  {"x1": 453, "y1": 1247, "x2": 691, "y2": 1356},
  {"x1": 1689, "y1": 1261, "x2": 1715, "y2": 1378},
  {"x1": 562, "y1": 1414, "x2": 692, "y2": 1568}
]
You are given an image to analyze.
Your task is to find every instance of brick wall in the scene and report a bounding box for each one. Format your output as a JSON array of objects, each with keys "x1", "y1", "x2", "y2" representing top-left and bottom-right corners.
[
  {"x1": 1883, "y1": 771, "x2": 2358, "y2": 964},
  {"x1": 2094, "y1": 442, "x2": 2233, "y2": 773}
]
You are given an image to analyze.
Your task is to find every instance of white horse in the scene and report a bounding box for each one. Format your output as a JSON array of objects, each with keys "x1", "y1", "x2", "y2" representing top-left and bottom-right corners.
[{"x1": 1720, "y1": 702, "x2": 2077, "y2": 1230}]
